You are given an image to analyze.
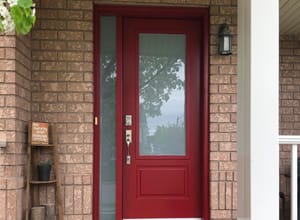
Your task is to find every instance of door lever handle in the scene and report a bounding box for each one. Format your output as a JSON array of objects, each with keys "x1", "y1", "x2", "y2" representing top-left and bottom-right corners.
[{"x1": 125, "y1": 130, "x2": 132, "y2": 165}]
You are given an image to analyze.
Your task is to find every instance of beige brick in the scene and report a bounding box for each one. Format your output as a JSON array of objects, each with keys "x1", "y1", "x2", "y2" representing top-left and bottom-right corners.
[
  {"x1": 219, "y1": 182, "x2": 225, "y2": 209},
  {"x1": 57, "y1": 113, "x2": 85, "y2": 123},
  {"x1": 67, "y1": 103, "x2": 92, "y2": 113},
  {"x1": 219, "y1": 123, "x2": 237, "y2": 132},
  {"x1": 7, "y1": 190, "x2": 16, "y2": 220},
  {"x1": 211, "y1": 0, "x2": 232, "y2": 5},
  {"x1": 32, "y1": 51, "x2": 57, "y2": 61},
  {"x1": 210, "y1": 75, "x2": 231, "y2": 84},
  {"x1": 210, "y1": 182, "x2": 218, "y2": 209},
  {"x1": 58, "y1": 11, "x2": 83, "y2": 20},
  {"x1": 84, "y1": 72, "x2": 93, "y2": 82},
  {"x1": 84, "y1": 154, "x2": 93, "y2": 163},
  {"x1": 210, "y1": 113, "x2": 231, "y2": 122},
  {"x1": 211, "y1": 152, "x2": 230, "y2": 161},
  {"x1": 66, "y1": 164, "x2": 92, "y2": 174},
  {"x1": 58, "y1": 31, "x2": 84, "y2": 41},
  {"x1": 219, "y1": 65, "x2": 237, "y2": 74},
  {"x1": 58, "y1": 72, "x2": 83, "y2": 81},
  {"x1": 37, "y1": 9, "x2": 58, "y2": 19},
  {"x1": 68, "y1": 62, "x2": 92, "y2": 72},
  {"x1": 0, "y1": 190, "x2": 6, "y2": 218},
  {"x1": 58, "y1": 93, "x2": 84, "y2": 102},
  {"x1": 211, "y1": 210, "x2": 231, "y2": 219},
  {"x1": 219, "y1": 85, "x2": 237, "y2": 93},
  {"x1": 225, "y1": 182, "x2": 232, "y2": 209},
  {"x1": 210, "y1": 171, "x2": 219, "y2": 181},
  {"x1": 41, "y1": 40, "x2": 67, "y2": 50},
  {"x1": 64, "y1": 185, "x2": 74, "y2": 214},
  {"x1": 0, "y1": 60, "x2": 15, "y2": 71},
  {"x1": 220, "y1": 6, "x2": 237, "y2": 15},
  {"x1": 74, "y1": 186, "x2": 83, "y2": 214},
  {"x1": 60, "y1": 154, "x2": 84, "y2": 164},
  {"x1": 40, "y1": 20, "x2": 67, "y2": 30},
  {"x1": 84, "y1": 32, "x2": 93, "y2": 41},
  {"x1": 40, "y1": 82, "x2": 66, "y2": 92},
  {"x1": 219, "y1": 142, "x2": 236, "y2": 151},
  {"x1": 41, "y1": 0, "x2": 66, "y2": 9},
  {"x1": 65, "y1": 175, "x2": 74, "y2": 185},
  {"x1": 67, "y1": 83, "x2": 93, "y2": 92},
  {"x1": 67, "y1": 123, "x2": 93, "y2": 133},
  {"x1": 0, "y1": 36, "x2": 16, "y2": 47},
  {"x1": 82, "y1": 175, "x2": 92, "y2": 185},
  {"x1": 210, "y1": 123, "x2": 219, "y2": 132},
  {"x1": 209, "y1": 161, "x2": 219, "y2": 170},
  {"x1": 0, "y1": 108, "x2": 16, "y2": 118},
  {"x1": 32, "y1": 93, "x2": 57, "y2": 102},
  {"x1": 219, "y1": 161, "x2": 237, "y2": 171},
  {"x1": 0, "y1": 48, "x2": 4, "y2": 58},
  {"x1": 210, "y1": 94, "x2": 231, "y2": 103},
  {"x1": 67, "y1": 21, "x2": 92, "y2": 31},
  {"x1": 32, "y1": 30, "x2": 58, "y2": 40},
  {"x1": 84, "y1": 12, "x2": 93, "y2": 21},
  {"x1": 41, "y1": 61, "x2": 67, "y2": 71},
  {"x1": 58, "y1": 134, "x2": 83, "y2": 144},
  {"x1": 74, "y1": 176, "x2": 82, "y2": 185},
  {"x1": 67, "y1": 41, "x2": 93, "y2": 51},
  {"x1": 0, "y1": 84, "x2": 15, "y2": 95},
  {"x1": 40, "y1": 103, "x2": 66, "y2": 112},
  {"x1": 58, "y1": 52, "x2": 83, "y2": 61},
  {"x1": 219, "y1": 104, "x2": 237, "y2": 113},
  {"x1": 83, "y1": 185, "x2": 92, "y2": 214}
]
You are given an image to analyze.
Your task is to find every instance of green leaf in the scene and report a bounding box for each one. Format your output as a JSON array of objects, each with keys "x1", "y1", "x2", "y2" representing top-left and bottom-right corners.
[
  {"x1": 0, "y1": 21, "x2": 3, "y2": 33},
  {"x1": 10, "y1": 6, "x2": 24, "y2": 24},
  {"x1": 18, "y1": 0, "x2": 33, "y2": 8}
]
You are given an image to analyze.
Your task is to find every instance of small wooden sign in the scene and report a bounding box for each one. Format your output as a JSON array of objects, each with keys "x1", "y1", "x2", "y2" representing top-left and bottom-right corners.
[{"x1": 31, "y1": 122, "x2": 49, "y2": 144}]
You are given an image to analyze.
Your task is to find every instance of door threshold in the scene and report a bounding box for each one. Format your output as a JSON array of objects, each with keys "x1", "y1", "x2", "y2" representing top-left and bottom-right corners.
[{"x1": 124, "y1": 218, "x2": 203, "y2": 220}]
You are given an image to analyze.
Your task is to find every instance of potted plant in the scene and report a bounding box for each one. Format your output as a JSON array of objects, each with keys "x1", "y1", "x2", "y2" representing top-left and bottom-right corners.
[{"x1": 37, "y1": 160, "x2": 52, "y2": 181}]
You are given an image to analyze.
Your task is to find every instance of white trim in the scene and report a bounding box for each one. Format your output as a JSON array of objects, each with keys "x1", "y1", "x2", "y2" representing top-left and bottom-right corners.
[
  {"x1": 279, "y1": 135, "x2": 300, "y2": 144},
  {"x1": 237, "y1": 0, "x2": 279, "y2": 219},
  {"x1": 291, "y1": 144, "x2": 298, "y2": 220}
]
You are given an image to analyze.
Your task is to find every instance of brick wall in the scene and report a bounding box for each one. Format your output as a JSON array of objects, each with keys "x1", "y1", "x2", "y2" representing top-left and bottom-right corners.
[
  {"x1": 30, "y1": 0, "x2": 238, "y2": 219},
  {"x1": 0, "y1": 33, "x2": 31, "y2": 220},
  {"x1": 209, "y1": 1, "x2": 237, "y2": 219},
  {"x1": 31, "y1": 0, "x2": 94, "y2": 218},
  {"x1": 279, "y1": 35, "x2": 300, "y2": 217}
]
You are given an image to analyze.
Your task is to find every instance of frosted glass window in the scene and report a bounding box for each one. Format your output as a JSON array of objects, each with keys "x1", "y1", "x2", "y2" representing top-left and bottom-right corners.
[
  {"x1": 139, "y1": 34, "x2": 186, "y2": 156},
  {"x1": 100, "y1": 16, "x2": 116, "y2": 220}
]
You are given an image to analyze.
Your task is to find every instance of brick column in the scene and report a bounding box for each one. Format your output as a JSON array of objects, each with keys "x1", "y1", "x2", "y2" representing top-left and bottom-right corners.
[{"x1": 0, "y1": 34, "x2": 31, "y2": 220}]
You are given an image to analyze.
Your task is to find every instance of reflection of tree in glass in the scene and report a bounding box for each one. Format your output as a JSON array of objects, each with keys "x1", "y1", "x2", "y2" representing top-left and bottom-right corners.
[
  {"x1": 139, "y1": 56, "x2": 185, "y2": 155},
  {"x1": 100, "y1": 55, "x2": 116, "y2": 181},
  {"x1": 139, "y1": 56, "x2": 185, "y2": 117},
  {"x1": 149, "y1": 118, "x2": 185, "y2": 155}
]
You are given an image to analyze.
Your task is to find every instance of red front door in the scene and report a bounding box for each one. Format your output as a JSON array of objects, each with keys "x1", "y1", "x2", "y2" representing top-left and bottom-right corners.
[{"x1": 123, "y1": 18, "x2": 203, "y2": 219}]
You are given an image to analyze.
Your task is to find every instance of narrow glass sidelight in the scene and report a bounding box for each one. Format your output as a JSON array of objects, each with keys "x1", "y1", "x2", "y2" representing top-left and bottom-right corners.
[
  {"x1": 99, "y1": 16, "x2": 117, "y2": 220},
  {"x1": 139, "y1": 34, "x2": 186, "y2": 156}
]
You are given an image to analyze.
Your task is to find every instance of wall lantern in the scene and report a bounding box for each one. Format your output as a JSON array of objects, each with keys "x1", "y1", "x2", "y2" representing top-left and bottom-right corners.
[{"x1": 218, "y1": 23, "x2": 232, "y2": 55}]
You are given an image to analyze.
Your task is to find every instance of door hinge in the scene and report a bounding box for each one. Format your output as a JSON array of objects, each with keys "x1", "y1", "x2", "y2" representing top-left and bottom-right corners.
[{"x1": 94, "y1": 116, "x2": 98, "y2": 126}]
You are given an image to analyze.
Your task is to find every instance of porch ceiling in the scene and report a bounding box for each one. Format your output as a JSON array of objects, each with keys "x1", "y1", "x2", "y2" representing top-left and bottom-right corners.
[{"x1": 280, "y1": 0, "x2": 300, "y2": 35}]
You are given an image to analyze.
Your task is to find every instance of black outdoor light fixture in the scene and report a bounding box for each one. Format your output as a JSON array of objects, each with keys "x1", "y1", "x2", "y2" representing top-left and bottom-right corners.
[{"x1": 218, "y1": 23, "x2": 232, "y2": 55}]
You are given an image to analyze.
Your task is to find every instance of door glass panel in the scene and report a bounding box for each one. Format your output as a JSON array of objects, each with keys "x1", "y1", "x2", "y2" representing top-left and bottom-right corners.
[
  {"x1": 139, "y1": 34, "x2": 186, "y2": 156},
  {"x1": 100, "y1": 16, "x2": 116, "y2": 220}
]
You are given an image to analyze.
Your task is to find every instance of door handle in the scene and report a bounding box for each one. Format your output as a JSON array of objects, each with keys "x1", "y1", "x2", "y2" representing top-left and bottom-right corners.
[{"x1": 125, "y1": 130, "x2": 132, "y2": 165}]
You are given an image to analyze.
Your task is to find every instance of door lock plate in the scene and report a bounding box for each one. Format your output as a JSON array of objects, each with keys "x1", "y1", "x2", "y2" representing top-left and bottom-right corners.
[
  {"x1": 125, "y1": 115, "x2": 132, "y2": 126},
  {"x1": 126, "y1": 130, "x2": 132, "y2": 144}
]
